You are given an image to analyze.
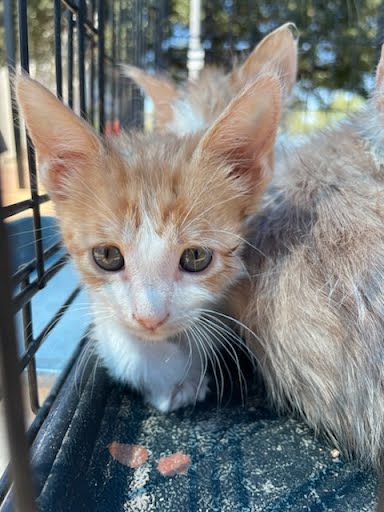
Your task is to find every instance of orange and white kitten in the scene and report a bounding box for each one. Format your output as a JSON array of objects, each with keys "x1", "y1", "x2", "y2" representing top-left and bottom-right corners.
[
  {"x1": 16, "y1": 73, "x2": 281, "y2": 412},
  {"x1": 122, "y1": 22, "x2": 297, "y2": 134}
]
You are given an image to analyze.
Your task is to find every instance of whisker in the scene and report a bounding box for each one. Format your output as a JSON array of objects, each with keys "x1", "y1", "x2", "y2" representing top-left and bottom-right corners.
[
  {"x1": 199, "y1": 228, "x2": 272, "y2": 262},
  {"x1": 178, "y1": 334, "x2": 194, "y2": 386},
  {"x1": 178, "y1": 163, "x2": 229, "y2": 231},
  {"x1": 90, "y1": 354, "x2": 100, "y2": 399},
  {"x1": 74, "y1": 312, "x2": 116, "y2": 395},
  {"x1": 199, "y1": 311, "x2": 257, "y2": 367},
  {"x1": 180, "y1": 193, "x2": 247, "y2": 235},
  {"x1": 12, "y1": 233, "x2": 62, "y2": 251},
  {"x1": 75, "y1": 340, "x2": 95, "y2": 395},
  {"x1": 193, "y1": 322, "x2": 232, "y2": 408},
  {"x1": 72, "y1": 174, "x2": 121, "y2": 228},
  {"x1": 191, "y1": 323, "x2": 223, "y2": 408},
  {"x1": 6, "y1": 225, "x2": 61, "y2": 238},
  {"x1": 186, "y1": 326, "x2": 208, "y2": 406},
  {"x1": 199, "y1": 317, "x2": 248, "y2": 405},
  {"x1": 199, "y1": 308, "x2": 264, "y2": 349}
]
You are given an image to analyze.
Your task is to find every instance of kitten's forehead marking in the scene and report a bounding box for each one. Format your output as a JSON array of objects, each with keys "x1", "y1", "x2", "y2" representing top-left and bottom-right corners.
[
  {"x1": 138, "y1": 212, "x2": 162, "y2": 245},
  {"x1": 134, "y1": 212, "x2": 170, "y2": 275}
]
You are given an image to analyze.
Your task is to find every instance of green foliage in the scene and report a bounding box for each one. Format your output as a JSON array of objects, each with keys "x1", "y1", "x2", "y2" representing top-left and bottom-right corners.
[
  {"x1": 163, "y1": 0, "x2": 382, "y2": 132},
  {"x1": 169, "y1": 0, "x2": 189, "y2": 25},
  {"x1": 168, "y1": 0, "x2": 382, "y2": 101}
]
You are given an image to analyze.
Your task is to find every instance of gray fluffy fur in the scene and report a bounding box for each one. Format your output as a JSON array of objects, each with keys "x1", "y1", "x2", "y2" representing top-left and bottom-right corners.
[{"x1": 237, "y1": 100, "x2": 384, "y2": 467}]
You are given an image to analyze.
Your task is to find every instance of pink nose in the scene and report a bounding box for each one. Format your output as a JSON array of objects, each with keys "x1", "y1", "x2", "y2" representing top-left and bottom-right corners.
[{"x1": 133, "y1": 313, "x2": 169, "y2": 331}]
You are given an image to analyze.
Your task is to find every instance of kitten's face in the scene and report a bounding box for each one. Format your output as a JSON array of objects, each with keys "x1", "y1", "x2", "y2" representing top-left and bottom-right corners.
[
  {"x1": 16, "y1": 73, "x2": 282, "y2": 341},
  {"x1": 59, "y1": 134, "x2": 249, "y2": 340}
]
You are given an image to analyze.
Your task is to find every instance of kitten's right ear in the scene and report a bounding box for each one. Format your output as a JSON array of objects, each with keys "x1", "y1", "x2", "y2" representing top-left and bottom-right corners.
[
  {"x1": 230, "y1": 23, "x2": 298, "y2": 103},
  {"x1": 196, "y1": 74, "x2": 282, "y2": 214},
  {"x1": 120, "y1": 65, "x2": 177, "y2": 129},
  {"x1": 15, "y1": 75, "x2": 102, "y2": 199}
]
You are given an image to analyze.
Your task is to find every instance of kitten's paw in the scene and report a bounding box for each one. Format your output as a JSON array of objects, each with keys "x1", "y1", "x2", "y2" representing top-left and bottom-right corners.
[
  {"x1": 150, "y1": 376, "x2": 210, "y2": 413},
  {"x1": 170, "y1": 376, "x2": 210, "y2": 411}
]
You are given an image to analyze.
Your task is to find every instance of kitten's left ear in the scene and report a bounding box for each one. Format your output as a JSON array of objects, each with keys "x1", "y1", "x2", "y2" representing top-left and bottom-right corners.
[
  {"x1": 16, "y1": 75, "x2": 102, "y2": 198},
  {"x1": 196, "y1": 74, "x2": 281, "y2": 211}
]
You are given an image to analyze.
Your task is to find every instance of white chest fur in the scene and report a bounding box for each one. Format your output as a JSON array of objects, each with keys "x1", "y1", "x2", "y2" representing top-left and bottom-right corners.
[{"x1": 93, "y1": 318, "x2": 209, "y2": 412}]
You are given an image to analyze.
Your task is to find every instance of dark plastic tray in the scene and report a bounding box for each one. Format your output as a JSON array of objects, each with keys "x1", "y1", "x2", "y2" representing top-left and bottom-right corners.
[{"x1": 5, "y1": 351, "x2": 378, "y2": 511}]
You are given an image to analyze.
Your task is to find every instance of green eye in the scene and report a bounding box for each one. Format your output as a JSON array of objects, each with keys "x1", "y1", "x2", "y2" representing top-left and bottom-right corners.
[
  {"x1": 179, "y1": 248, "x2": 213, "y2": 273},
  {"x1": 92, "y1": 246, "x2": 124, "y2": 271}
]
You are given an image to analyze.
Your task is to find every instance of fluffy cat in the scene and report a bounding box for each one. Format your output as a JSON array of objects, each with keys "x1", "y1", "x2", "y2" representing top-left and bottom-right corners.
[
  {"x1": 16, "y1": 72, "x2": 281, "y2": 413},
  {"x1": 122, "y1": 22, "x2": 297, "y2": 134},
  {"x1": 230, "y1": 47, "x2": 384, "y2": 468}
]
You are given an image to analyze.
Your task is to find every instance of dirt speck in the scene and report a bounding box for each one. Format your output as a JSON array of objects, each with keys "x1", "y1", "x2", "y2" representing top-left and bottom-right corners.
[
  {"x1": 108, "y1": 442, "x2": 149, "y2": 468},
  {"x1": 157, "y1": 452, "x2": 191, "y2": 477},
  {"x1": 330, "y1": 448, "x2": 340, "y2": 459}
]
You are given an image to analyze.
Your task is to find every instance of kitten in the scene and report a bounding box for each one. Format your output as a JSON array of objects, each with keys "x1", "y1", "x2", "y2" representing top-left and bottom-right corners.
[
  {"x1": 122, "y1": 22, "x2": 297, "y2": 134},
  {"x1": 16, "y1": 72, "x2": 281, "y2": 413}
]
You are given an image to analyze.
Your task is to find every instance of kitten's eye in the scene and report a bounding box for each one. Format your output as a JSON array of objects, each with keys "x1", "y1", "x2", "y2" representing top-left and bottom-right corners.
[
  {"x1": 179, "y1": 248, "x2": 213, "y2": 272},
  {"x1": 92, "y1": 246, "x2": 124, "y2": 271}
]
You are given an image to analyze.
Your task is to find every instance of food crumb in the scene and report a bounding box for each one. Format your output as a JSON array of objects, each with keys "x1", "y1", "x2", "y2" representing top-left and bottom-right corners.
[
  {"x1": 330, "y1": 448, "x2": 340, "y2": 459},
  {"x1": 108, "y1": 442, "x2": 149, "y2": 468},
  {"x1": 157, "y1": 452, "x2": 191, "y2": 476}
]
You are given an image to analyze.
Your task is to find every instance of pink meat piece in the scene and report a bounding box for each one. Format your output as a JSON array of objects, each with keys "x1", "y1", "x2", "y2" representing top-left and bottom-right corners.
[
  {"x1": 157, "y1": 452, "x2": 191, "y2": 476},
  {"x1": 108, "y1": 442, "x2": 149, "y2": 468}
]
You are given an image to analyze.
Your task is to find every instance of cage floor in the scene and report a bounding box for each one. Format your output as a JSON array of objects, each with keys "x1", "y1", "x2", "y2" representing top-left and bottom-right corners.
[{"x1": 13, "y1": 351, "x2": 378, "y2": 512}]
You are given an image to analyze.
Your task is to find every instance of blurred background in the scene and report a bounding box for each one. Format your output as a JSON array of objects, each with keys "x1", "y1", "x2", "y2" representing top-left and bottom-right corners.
[
  {"x1": 1, "y1": 1, "x2": 382, "y2": 153},
  {"x1": 168, "y1": 0, "x2": 381, "y2": 131}
]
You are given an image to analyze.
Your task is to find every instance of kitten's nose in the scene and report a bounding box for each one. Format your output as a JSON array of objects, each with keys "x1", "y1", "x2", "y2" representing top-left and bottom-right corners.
[{"x1": 133, "y1": 313, "x2": 169, "y2": 331}]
